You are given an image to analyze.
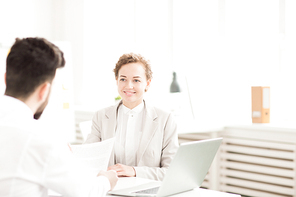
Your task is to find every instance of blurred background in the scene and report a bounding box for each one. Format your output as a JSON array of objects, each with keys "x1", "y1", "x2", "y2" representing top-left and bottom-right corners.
[{"x1": 1, "y1": 0, "x2": 296, "y2": 140}]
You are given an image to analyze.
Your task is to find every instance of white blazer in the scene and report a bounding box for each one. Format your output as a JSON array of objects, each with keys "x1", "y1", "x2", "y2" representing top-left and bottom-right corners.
[{"x1": 84, "y1": 100, "x2": 179, "y2": 181}]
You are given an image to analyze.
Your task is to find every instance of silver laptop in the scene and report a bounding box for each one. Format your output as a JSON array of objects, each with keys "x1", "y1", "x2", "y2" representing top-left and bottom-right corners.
[{"x1": 109, "y1": 138, "x2": 222, "y2": 197}]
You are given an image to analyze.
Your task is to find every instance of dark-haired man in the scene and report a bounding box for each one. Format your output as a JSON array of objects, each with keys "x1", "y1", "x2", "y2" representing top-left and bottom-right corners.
[{"x1": 0, "y1": 37, "x2": 118, "y2": 197}]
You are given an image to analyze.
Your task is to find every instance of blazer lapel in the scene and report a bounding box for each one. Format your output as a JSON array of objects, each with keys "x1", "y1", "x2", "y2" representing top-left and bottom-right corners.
[
  {"x1": 103, "y1": 101, "x2": 121, "y2": 139},
  {"x1": 137, "y1": 102, "x2": 158, "y2": 164},
  {"x1": 104, "y1": 101, "x2": 122, "y2": 166}
]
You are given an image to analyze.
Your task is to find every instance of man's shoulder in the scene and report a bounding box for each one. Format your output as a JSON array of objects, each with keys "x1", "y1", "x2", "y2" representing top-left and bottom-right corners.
[
  {"x1": 0, "y1": 124, "x2": 56, "y2": 160},
  {"x1": 0, "y1": 123, "x2": 54, "y2": 144}
]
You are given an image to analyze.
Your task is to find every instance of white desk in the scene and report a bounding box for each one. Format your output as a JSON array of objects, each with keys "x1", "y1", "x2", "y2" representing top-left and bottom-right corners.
[
  {"x1": 107, "y1": 177, "x2": 241, "y2": 197},
  {"x1": 48, "y1": 177, "x2": 241, "y2": 197}
]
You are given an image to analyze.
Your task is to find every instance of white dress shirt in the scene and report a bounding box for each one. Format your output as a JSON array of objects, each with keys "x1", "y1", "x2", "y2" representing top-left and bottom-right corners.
[
  {"x1": 0, "y1": 95, "x2": 110, "y2": 197},
  {"x1": 114, "y1": 102, "x2": 144, "y2": 166}
]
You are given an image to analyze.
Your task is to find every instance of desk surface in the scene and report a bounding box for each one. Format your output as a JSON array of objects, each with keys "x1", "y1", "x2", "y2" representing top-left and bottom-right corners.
[
  {"x1": 107, "y1": 177, "x2": 241, "y2": 197},
  {"x1": 48, "y1": 177, "x2": 241, "y2": 197}
]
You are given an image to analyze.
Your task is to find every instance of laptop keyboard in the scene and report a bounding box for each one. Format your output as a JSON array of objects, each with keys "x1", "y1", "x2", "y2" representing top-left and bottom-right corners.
[{"x1": 135, "y1": 187, "x2": 160, "y2": 194}]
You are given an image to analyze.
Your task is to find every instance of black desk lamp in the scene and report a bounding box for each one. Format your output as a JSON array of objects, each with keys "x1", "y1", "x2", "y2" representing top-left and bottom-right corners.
[
  {"x1": 169, "y1": 71, "x2": 195, "y2": 119},
  {"x1": 170, "y1": 72, "x2": 181, "y2": 93}
]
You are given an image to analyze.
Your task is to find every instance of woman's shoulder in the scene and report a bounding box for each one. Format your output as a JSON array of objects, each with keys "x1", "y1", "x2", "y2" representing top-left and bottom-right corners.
[
  {"x1": 93, "y1": 103, "x2": 118, "y2": 117},
  {"x1": 96, "y1": 105, "x2": 116, "y2": 112},
  {"x1": 145, "y1": 102, "x2": 172, "y2": 118},
  {"x1": 151, "y1": 105, "x2": 170, "y2": 115}
]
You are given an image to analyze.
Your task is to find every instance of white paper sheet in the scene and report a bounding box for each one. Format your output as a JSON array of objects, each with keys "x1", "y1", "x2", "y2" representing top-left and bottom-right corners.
[{"x1": 70, "y1": 137, "x2": 115, "y2": 175}]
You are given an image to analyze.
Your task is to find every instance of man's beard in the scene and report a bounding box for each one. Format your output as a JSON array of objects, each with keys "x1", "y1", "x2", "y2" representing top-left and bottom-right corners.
[{"x1": 34, "y1": 91, "x2": 50, "y2": 120}]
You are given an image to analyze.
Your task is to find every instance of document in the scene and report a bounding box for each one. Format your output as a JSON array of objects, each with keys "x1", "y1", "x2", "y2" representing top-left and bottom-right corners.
[{"x1": 70, "y1": 137, "x2": 115, "y2": 175}]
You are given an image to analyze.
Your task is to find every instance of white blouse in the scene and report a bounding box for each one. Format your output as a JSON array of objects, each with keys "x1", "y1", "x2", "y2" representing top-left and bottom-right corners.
[{"x1": 114, "y1": 102, "x2": 144, "y2": 166}]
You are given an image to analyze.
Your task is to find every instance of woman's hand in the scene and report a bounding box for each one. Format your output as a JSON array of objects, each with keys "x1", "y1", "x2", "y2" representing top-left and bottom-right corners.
[{"x1": 107, "y1": 163, "x2": 136, "y2": 177}]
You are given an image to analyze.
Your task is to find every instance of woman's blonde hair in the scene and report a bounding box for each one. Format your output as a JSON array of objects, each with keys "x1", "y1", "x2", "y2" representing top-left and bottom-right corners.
[{"x1": 113, "y1": 53, "x2": 153, "y2": 80}]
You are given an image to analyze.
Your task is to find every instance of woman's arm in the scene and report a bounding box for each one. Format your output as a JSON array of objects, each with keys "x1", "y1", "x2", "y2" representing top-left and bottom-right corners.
[{"x1": 84, "y1": 112, "x2": 102, "y2": 144}]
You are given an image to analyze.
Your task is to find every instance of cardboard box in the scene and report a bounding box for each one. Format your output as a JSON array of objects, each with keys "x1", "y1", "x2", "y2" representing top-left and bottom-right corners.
[{"x1": 252, "y1": 86, "x2": 270, "y2": 123}]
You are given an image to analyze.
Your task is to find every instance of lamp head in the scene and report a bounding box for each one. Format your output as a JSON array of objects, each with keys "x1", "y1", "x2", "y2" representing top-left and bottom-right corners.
[{"x1": 170, "y1": 72, "x2": 181, "y2": 93}]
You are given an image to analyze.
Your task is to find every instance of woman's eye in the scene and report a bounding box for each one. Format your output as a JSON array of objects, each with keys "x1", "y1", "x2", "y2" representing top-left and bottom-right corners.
[
  {"x1": 134, "y1": 79, "x2": 140, "y2": 82},
  {"x1": 120, "y1": 78, "x2": 125, "y2": 81}
]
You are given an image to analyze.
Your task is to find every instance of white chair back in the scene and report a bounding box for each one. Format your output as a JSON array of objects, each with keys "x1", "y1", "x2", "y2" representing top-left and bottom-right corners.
[{"x1": 79, "y1": 120, "x2": 92, "y2": 142}]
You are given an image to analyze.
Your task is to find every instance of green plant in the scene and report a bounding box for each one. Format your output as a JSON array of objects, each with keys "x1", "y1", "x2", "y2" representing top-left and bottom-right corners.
[{"x1": 115, "y1": 95, "x2": 121, "y2": 101}]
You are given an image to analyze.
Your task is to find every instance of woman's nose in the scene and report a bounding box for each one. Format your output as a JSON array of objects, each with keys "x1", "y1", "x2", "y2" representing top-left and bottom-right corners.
[{"x1": 127, "y1": 81, "x2": 134, "y2": 88}]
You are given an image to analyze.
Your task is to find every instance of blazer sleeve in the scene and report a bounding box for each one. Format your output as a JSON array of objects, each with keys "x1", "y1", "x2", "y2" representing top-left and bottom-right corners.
[
  {"x1": 84, "y1": 111, "x2": 102, "y2": 144},
  {"x1": 134, "y1": 112, "x2": 179, "y2": 181}
]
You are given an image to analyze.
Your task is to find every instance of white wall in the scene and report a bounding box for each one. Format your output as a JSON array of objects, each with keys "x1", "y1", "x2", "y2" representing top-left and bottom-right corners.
[
  {"x1": 0, "y1": 0, "x2": 53, "y2": 43},
  {"x1": 2, "y1": 1, "x2": 296, "y2": 129},
  {"x1": 52, "y1": 0, "x2": 85, "y2": 105}
]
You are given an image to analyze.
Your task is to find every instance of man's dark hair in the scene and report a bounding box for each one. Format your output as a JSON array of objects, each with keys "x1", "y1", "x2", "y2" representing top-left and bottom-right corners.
[{"x1": 5, "y1": 37, "x2": 65, "y2": 99}]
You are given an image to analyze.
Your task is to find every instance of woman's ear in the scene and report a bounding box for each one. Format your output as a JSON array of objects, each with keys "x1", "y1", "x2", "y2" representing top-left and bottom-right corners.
[
  {"x1": 116, "y1": 78, "x2": 119, "y2": 86},
  {"x1": 4, "y1": 73, "x2": 6, "y2": 85},
  {"x1": 145, "y1": 79, "x2": 152, "y2": 92}
]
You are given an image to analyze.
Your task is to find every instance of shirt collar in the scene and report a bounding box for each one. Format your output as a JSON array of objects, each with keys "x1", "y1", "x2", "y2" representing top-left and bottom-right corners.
[
  {"x1": 0, "y1": 95, "x2": 34, "y2": 120},
  {"x1": 122, "y1": 102, "x2": 144, "y2": 115}
]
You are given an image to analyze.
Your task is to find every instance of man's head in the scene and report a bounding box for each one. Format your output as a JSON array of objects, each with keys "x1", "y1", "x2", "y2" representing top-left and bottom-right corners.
[{"x1": 5, "y1": 37, "x2": 65, "y2": 119}]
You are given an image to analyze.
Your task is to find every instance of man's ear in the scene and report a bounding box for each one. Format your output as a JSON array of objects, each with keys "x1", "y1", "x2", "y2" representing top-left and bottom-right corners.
[{"x1": 39, "y1": 82, "x2": 51, "y2": 102}]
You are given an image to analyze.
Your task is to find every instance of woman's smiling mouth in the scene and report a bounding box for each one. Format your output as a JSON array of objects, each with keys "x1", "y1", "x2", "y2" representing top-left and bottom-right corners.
[{"x1": 124, "y1": 91, "x2": 136, "y2": 96}]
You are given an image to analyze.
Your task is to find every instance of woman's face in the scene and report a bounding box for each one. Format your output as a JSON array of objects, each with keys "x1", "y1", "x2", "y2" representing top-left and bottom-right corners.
[{"x1": 117, "y1": 62, "x2": 151, "y2": 109}]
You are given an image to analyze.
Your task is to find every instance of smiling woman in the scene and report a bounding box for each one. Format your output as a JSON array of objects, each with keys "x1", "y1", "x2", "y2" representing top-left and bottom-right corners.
[
  {"x1": 116, "y1": 62, "x2": 150, "y2": 109},
  {"x1": 114, "y1": 54, "x2": 152, "y2": 109},
  {"x1": 83, "y1": 53, "x2": 179, "y2": 181}
]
